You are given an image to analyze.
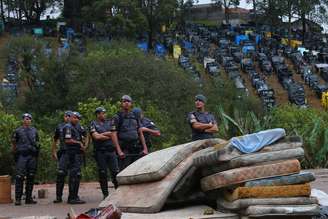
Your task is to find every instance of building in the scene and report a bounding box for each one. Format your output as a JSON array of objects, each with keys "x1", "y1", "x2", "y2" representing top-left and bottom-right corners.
[{"x1": 189, "y1": 3, "x2": 250, "y2": 24}]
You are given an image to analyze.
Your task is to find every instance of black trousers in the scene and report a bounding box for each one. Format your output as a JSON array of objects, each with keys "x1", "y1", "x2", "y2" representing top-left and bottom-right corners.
[
  {"x1": 95, "y1": 150, "x2": 119, "y2": 195},
  {"x1": 118, "y1": 140, "x2": 143, "y2": 171}
]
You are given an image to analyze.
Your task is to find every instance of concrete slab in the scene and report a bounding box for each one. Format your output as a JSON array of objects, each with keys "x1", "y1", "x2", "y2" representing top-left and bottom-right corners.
[{"x1": 121, "y1": 205, "x2": 239, "y2": 219}]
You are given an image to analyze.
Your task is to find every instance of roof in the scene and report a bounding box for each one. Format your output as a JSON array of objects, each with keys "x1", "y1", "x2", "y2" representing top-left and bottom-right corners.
[
  {"x1": 227, "y1": 7, "x2": 250, "y2": 14},
  {"x1": 191, "y1": 4, "x2": 250, "y2": 14}
]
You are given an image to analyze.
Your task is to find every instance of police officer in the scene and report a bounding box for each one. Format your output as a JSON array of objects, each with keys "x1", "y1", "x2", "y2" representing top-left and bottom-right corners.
[
  {"x1": 12, "y1": 113, "x2": 39, "y2": 206},
  {"x1": 90, "y1": 107, "x2": 120, "y2": 199},
  {"x1": 52, "y1": 111, "x2": 72, "y2": 203},
  {"x1": 112, "y1": 95, "x2": 148, "y2": 171},
  {"x1": 187, "y1": 94, "x2": 218, "y2": 141},
  {"x1": 62, "y1": 111, "x2": 87, "y2": 204},
  {"x1": 132, "y1": 108, "x2": 161, "y2": 151}
]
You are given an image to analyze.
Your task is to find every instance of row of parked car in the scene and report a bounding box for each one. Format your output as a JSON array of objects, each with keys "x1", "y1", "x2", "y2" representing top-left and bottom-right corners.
[{"x1": 1, "y1": 55, "x2": 19, "y2": 103}]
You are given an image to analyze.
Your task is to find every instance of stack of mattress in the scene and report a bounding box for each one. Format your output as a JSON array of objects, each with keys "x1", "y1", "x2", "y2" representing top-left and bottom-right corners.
[
  {"x1": 194, "y1": 133, "x2": 320, "y2": 218},
  {"x1": 99, "y1": 138, "x2": 225, "y2": 213}
]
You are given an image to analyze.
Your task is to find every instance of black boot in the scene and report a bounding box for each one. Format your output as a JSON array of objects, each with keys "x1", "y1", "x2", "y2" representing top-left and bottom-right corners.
[
  {"x1": 99, "y1": 177, "x2": 109, "y2": 199},
  {"x1": 112, "y1": 171, "x2": 119, "y2": 190},
  {"x1": 67, "y1": 177, "x2": 85, "y2": 204},
  {"x1": 15, "y1": 175, "x2": 23, "y2": 206},
  {"x1": 53, "y1": 173, "x2": 65, "y2": 203},
  {"x1": 25, "y1": 173, "x2": 37, "y2": 204}
]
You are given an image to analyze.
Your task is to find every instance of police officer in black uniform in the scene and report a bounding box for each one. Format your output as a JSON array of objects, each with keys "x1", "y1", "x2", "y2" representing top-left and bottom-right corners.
[
  {"x1": 132, "y1": 107, "x2": 161, "y2": 151},
  {"x1": 112, "y1": 95, "x2": 148, "y2": 171},
  {"x1": 12, "y1": 113, "x2": 39, "y2": 206},
  {"x1": 187, "y1": 94, "x2": 218, "y2": 141},
  {"x1": 90, "y1": 107, "x2": 120, "y2": 199},
  {"x1": 52, "y1": 111, "x2": 72, "y2": 203},
  {"x1": 62, "y1": 111, "x2": 87, "y2": 204}
]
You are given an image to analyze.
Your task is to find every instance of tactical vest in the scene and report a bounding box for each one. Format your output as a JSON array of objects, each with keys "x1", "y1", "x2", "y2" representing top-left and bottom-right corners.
[{"x1": 117, "y1": 112, "x2": 139, "y2": 141}]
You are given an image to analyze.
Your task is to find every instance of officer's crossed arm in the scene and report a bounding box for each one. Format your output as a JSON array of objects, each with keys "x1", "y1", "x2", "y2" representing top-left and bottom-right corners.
[
  {"x1": 90, "y1": 130, "x2": 111, "y2": 141},
  {"x1": 64, "y1": 127, "x2": 83, "y2": 148},
  {"x1": 140, "y1": 127, "x2": 161, "y2": 136},
  {"x1": 205, "y1": 123, "x2": 218, "y2": 133},
  {"x1": 189, "y1": 114, "x2": 213, "y2": 131},
  {"x1": 204, "y1": 116, "x2": 218, "y2": 133}
]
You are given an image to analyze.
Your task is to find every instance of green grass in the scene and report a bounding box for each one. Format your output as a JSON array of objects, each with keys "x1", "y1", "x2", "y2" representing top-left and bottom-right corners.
[{"x1": 191, "y1": 19, "x2": 218, "y2": 27}]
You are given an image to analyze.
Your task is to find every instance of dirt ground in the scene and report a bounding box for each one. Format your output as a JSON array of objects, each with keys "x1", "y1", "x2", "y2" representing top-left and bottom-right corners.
[
  {"x1": 0, "y1": 169, "x2": 328, "y2": 219},
  {"x1": 0, "y1": 182, "x2": 105, "y2": 219}
]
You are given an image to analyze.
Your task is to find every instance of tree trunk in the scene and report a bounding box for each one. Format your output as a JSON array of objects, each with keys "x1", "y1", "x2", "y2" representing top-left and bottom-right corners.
[
  {"x1": 0, "y1": 0, "x2": 5, "y2": 23},
  {"x1": 6, "y1": 0, "x2": 10, "y2": 20},
  {"x1": 301, "y1": 13, "x2": 306, "y2": 44},
  {"x1": 224, "y1": 7, "x2": 229, "y2": 24},
  {"x1": 252, "y1": 0, "x2": 257, "y2": 29},
  {"x1": 147, "y1": 0, "x2": 154, "y2": 50}
]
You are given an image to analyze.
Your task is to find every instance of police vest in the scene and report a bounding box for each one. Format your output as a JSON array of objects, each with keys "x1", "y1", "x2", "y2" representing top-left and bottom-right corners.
[
  {"x1": 190, "y1": 111, "x2": 214, "y2": 141},
  {"x1": 117, "y1": 112, "x2": 139, "y2": 141},
  {"x1": 13, "y1": 127, "x2": 38, "y2": 153},
  {"x1": 91, "y1": 120, "x2": 114, "y2": 151}
]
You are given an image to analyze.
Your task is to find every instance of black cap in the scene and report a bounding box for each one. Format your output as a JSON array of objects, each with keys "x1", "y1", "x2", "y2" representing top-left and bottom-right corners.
[
  {"x1": 95, "y1": 107, "x2": 106, "y2": 114},
  {"x1": 22, "y1": 113, "x2": 32, "y2": 120},
  {"x1": 121, "y1": 95, "x2": 132, "y2": 102},
  {"x1": 72, "y1": 111, "x2": 82, "y2": 119},
  {"x1": 195, "y1": 94, "x2": 207, "y2": 103}
]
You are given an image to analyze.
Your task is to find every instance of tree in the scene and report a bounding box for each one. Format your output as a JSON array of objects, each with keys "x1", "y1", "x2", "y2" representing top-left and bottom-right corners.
[
  {"x1": 0, "y1": 0, "x2": 58, "y2": 24},
  {"x1": 140, "y1": 0, "x2": 178, "y2": 48},
  {"x1": 212, "y1": 0, "x2": 240, "y2": 25},
  {"x1": 81, "y1": 0, "x2": 180, "y2": 48}
]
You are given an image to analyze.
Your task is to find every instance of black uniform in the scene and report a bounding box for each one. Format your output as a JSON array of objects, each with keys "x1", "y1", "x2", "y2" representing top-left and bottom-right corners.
[
  {"x1": 62, "y1": 123, "x2": 86, "y2": 202},
  {"x1": 90, "y1": 120, "x2": 119, "y2": 197},
  {"x1": 12, "y1": 126, "x2": 39, "y2": 203},
  {"x1": 187, "y1": 111, "x2": 217, "y2": 141},
  {"x1": 112, "y1": 111, "x2": 142, "y2": 171},
  {"x1": 53, "y1": 122, "x2": 68, "y2": 201},
  {"x1": 140, "y1": 117, "x2": 159, "y2": 150}
]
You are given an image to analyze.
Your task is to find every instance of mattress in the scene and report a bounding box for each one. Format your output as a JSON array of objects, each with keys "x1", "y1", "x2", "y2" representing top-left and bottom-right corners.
[
  {"x1": 117, "y1": 138, "x2": 223, "y2": 185},
  {"x1": 224, "y1": 183, "x2": 311, "y2": 202},
  {"x1": 244, "y1": 172, "x2": 315, "y2": 187},
  {"x1": 201, "y1": 159, "x2": 301, "y2": 191},
  {"x1": 194, "y1": 136, "x2": 303, "y2": 167},
  {"x1": 243, "y1": 204, "x2": 320, "y2": 217},
  {"x1": 217, "y1": 197, "x2": 318, "y2": 210}
]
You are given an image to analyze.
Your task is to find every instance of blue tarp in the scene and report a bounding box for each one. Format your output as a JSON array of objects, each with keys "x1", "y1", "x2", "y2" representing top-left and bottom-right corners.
[
  {"x1": 66, "y1": 28, "x2": 75, "y2": 40},
  {"x1": 230, "y1": 128, "x2": 286, "y2": 153},
  {"x1": 242, "y1": 45, "x2": 255, "y2": 54},
  {"x1": 235, "y1": 35, "x2": 249, "y2": 45},
  {"x1": 182, "y1": 40, "x2": 193, "y2": 50},
  {"x1": 256, "y1": 35, "x2": 262, "y2": 44},
  {"x1": 33, "y1": 28, "x2": 43, "y2": 36},
  {"x1": 137, "y1": 42, "x2": 148, "y2": 52},
  {"x1": 155, "y1": 43, "x2": 166, "y2": 57}
]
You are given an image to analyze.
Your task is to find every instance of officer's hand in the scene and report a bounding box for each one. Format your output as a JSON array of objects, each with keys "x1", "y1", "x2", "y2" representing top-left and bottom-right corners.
[
  {"x1": 80, "y1": 145, "x2": 87, "y2": 152},
  {"x1": 117, "y1": 150, "x2": 125, "y2": 159},
  {"x1": 52, "y1": 152, "x2": 58, "y2": 161},
  {"x1": 142, "y1": 148, "x2": 148, "y2": 156}
]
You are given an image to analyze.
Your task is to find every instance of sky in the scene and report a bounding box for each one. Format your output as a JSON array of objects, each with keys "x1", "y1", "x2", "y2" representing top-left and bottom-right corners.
[{"x1": 197, "y1": 0, "x2": 252, "y2": 9}]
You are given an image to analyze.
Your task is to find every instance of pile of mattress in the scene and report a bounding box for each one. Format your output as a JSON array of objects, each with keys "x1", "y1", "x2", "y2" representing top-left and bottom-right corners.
[
  {"x1": 100, "y1": 128, "x2": 321, "y2": 218},
  {"x1": 194, "y1": 129, "x2": 320, "y2": 218}
]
